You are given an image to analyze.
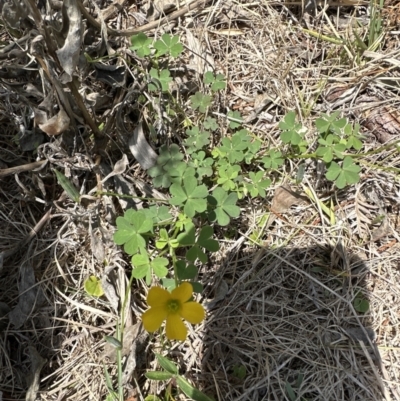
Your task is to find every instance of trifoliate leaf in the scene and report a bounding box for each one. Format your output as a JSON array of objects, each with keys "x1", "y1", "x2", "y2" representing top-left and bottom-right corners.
[
  {"x1": 169, "y1": 177, "x2": 208, "y2": 217},
  {"x1": 130, "y1": 33, "x2": 152, "y2": 57},
  {"x1": 325, "y1": 156, "x2": 361, "y2": 189},
  {"x1": 190, "y1": 92, "x2": 212, "y2": 113},
  {"x1": 114, "y1": 210, "x2": 153, "y2": 255},
  {"x1": 208, "y1": 187, "x2": 240, "y2": 226},
  {"x1": 153, "y1": 33, "x2": 183, "y2": 57}
]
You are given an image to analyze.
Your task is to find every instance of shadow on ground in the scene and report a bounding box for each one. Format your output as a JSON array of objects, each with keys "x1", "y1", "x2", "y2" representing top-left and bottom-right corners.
[{"x1": 200, "y1": 242, "x2": 387, "y2": 401}]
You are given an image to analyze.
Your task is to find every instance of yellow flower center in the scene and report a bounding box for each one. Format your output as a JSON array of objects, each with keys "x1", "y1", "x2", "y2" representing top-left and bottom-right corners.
[{"x1": 166, "y1": 299, "x2": 181, "y2": 314}]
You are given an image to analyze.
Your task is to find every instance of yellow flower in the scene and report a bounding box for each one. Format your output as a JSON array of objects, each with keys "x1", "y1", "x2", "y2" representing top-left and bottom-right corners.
[{"x1": 142, "y1": 282, "x2": 205, "y2": 341}]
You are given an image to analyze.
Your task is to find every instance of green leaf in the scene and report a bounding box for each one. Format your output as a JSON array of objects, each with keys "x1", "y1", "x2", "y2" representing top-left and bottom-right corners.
[
  {"x1": 279, "y1": 110, "x2": 297, "y2": 129},
  {"x1": 161, "y1": 278, "x2": 176, "y2": 292},
  {"x1": 217, "y1": 130, "x2": 251, "y2": 164},
  {"x1": 261, "y1": 149, "x2": 284, "y2": 170},
  {"x1": 316, "y1": 134, "x2": 346, "y2": 163},
  {"x1": 148, "y1": 144, "x2": 184, "y2": 188},
  {"x1": 203, "y1": 117, "x2": 218, "y2": 131},
  {"x1": 227, "y1": 111, "x2": 243, "y2": 129},
  {"x1": 198, "y1": 226, "x2": 219, "y2": 252},
  {"x1": 177, "y1": 223, "x2": 196, "y2": 246},
  {"x1": 113, "y1": 210, "x2": 153, "y2": 255},
  {"x1": 354, "y1": 297, "x2": 369, "y2": 313},
  {"x1": 217, "y1": 164, "x2": 241, "y2": 191},
  {"x1": 53, "y1": 169, "x2": 80, "y2": 203},
  {"x1": 190, "y1": 92, "x2": 212, "y2": 113},
  {"x1": 176, "y1": 376, "x2": 215, "y2": 401},
  {"x1": 191, "y1": 281, "x2": 203, "y2": 293},
  {"x1": 146, "y1": 371, "x2": 174, "y2": 381},
  {"x1": 176, "y1": 260, "x2": 198, "y2": 280},
  {"x1": 156, "y1": 228, "x2": 169, "y2": 249},
  {"x1": 315, "y1": 111, "x2": 340, "y2": 134},
  {"x1": 155, "y1": 354, "x2": 179, "y2": 374},
  {"x1": 245, "y1": 139, "x2": 262, "y2": 164},
  {"x1": 185, "y1": 127, "x2": 210, "y2": 153},
  {"x1": 344, "y1": 123, "x2": 364, "y2": 150},
  {"x1": 152, "y1": 257, "x2": 169, "y2": 278},
  {"x1": 204, "y1": 71, "x2": 226, "y2": 91},
  {"x1": 131, "y1": 253, "x2": 151, "y2": 279},
  {"x1": 285, "y1": 382, "x2": 297, "y2": 401},
  {"x1": 149, "y1": 68, "x2": 172, "y2": 92},
  {"x1": 84, "y1": 276, "x2": 104, "y2": 297},
  {"x1": 232, "y1": 365, "x2": 246, "y2": 380},
  {"x1": 279, "y1": 111, "x2": 304, "y2": 145},
  {"x1": 188, "y1": 151, "x2": 214, "y2": 179},
  {"x1": 177, "y1": 225, "x2": 218, "y2": 263},
  {"x1": 169, "y1": 162, "x2": 196, "y2": 185},
  {"x1": 131, "y1": 253, "x2": 168, "y2": 282},
  {"x1": 247, "y1": 171, "x2": 271, "y2": 198},
  {"x1": 104, "y1": 335, "x2": 122, "y2": 350},
  {"x1": 203, "y1": 71, "x2": 215, "y2": 85},
  {"x1": 169, "y1": 177, "x2": 208, "y2": 217},
  {"x1": 104, "y1": 366, "x2": 114, "y2": 392},
  {"x1": 145, "y1": 396, "x2": 162, "y2": 401},
  {"x1": 325, "y1": 156, "x2": 361, "y2": 189},
  {"x1": 208, "y1": 187, "x2": 240, "y2": 226},
  {"x1": 130, "y1": 32, "x2": 152, "y2": 57},
  {"x1": 153, "y1": 33, "x2": 183, "y2": 57},
  {"x1": 144, "y1": 205, "x2": 172, "y2": 224}
]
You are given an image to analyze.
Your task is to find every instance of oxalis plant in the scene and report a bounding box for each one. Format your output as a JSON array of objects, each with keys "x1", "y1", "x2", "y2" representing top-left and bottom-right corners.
[{"x1": 70, "y1": 32, "x2": 395, "y2": 401}]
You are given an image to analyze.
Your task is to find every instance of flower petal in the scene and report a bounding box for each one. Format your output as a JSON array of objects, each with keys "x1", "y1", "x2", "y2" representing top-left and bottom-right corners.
[
  {"x1": 180, "y1": 302, "x2": 205, "y2": 324},
  {"x1": 171, "y1": 282, "x2": 193, "y2": 303},
  {"x1": 165, "y1": 313, "x2": 187, "y2": 341},
  {"x1": 147, "y1": 286, "x2": 170, "y2": 307},
  {"x1": 142, "y1": 306, "x2": 167, "y2": 332}
]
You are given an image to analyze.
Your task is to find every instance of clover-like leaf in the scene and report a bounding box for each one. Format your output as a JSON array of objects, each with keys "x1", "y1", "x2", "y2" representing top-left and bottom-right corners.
[
  {"x1": 188, "y1": 151, "x2": 214, "y2": 179},
  {"x1": 208, "y1": 187, "x2": 240, "y2": 226},
  {"x1": 176, "y1": 260, "x2": 198, "y2": 280},
  {"x1": 149, "y1": 68, "x2": 172, "y2": 92},
  {"x1": 262, "y1": 149, "x2": 284, "y2": 169},
  {"x1": 279, "y1": 111, "x2": 305, "y2": 145},
  {"x1": 114, "y1": 210, "x2": 153, "y2": 255},
  {"x1": 184, "y1": 127, "x2": 210, "y2": 153},
  {"x1": 132, "y1": 252, "x2": 168, "y2": 284},
  {"x1": 217, "y1": 164, "x2": 241, "y2": 191},
  {"x1": 203, "y1": 116, "x2": 218, "y2": 131},
  {"x1": 169, "y1": 177, "x2": 208, "y2": 217},
  {"x1": 316, "y1": 134, "x2": 346, "y2": 163},
  {"x1": 190, "y1": 92, "x2": 212, "y2": 113},
  {"x1": 325, "y1": 156, "x2": 361, "y2": 189},
  {"x1": 148, "y1": 144, "x2": 184, "y2": 188},
  {"x1": 247, "y1": 171, "x2": 271, "y2": 198},
  {"x1": 315, "y1": 111, "x2": 341, "y2": 134},
  {"x1": 151, "y1": 257, "x2": 169, "y2": 278},
  {"x1": 143, "y1": 205, "x2": 172, "y2": 224},
  {"x1": 177, "y1": 224, "x2": 219, "y2": 262},
  {"x1": 169, "y1": 162, "x2": 196, "y2": 185},
  {"x1": 245, "y1": 139, "x2": 262, "y2": 164},
  {"x1": 217, "y1": 130, "x2": 251, "y2": 164},
  {"x1": 131, "y1": 253, "x2": 151, "y2": 279},
  {"x1": 153, "y1": 33, "x2": 183, "y2": 57},
  {"x1": 204, "y1": 71, "x2": 226, "y2": 91},
  {"x1": 130, "y1": 33, "x2": 152, "y2": 57},
  {"x1": 344, "y1": 123, "x2": 364, "y2": 150}
]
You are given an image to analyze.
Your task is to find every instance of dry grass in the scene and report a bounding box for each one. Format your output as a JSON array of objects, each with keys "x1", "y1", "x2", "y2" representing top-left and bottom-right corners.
[{"x1": 1, "y1": 0, "x2": 400, "y2": 400}]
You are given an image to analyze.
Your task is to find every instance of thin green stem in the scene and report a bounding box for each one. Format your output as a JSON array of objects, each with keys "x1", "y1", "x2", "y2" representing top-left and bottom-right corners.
[{"x1": 98, "y1": 191, "x2": 168, "y2": 203}]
